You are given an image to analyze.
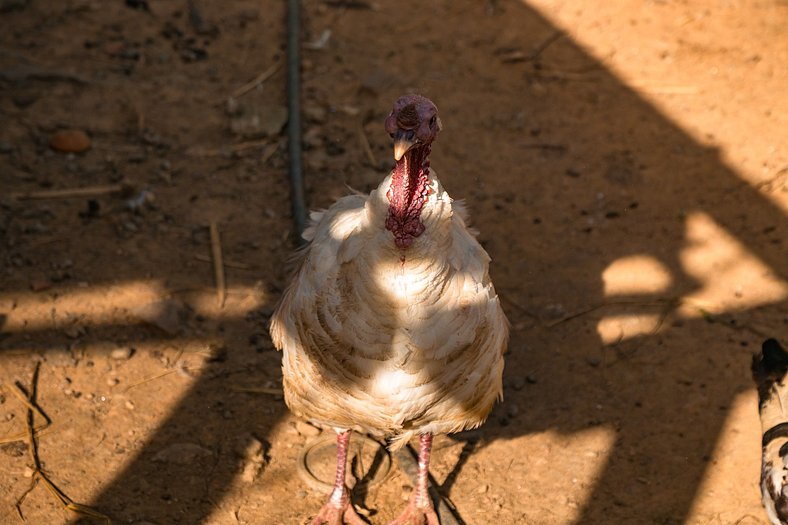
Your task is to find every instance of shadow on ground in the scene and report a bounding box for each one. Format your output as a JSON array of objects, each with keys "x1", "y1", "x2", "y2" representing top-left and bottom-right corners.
[{"x1": 0, "y1": 1, "x2": 785, "y2": 524}]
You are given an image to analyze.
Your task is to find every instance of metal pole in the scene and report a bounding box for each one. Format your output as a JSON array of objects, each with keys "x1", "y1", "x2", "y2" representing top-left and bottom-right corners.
[{"x1": 286, "y1": 0, "x2": 307, "y2": 239}]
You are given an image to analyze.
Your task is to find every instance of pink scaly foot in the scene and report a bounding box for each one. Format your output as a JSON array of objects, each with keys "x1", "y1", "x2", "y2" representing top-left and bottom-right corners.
[
  {"x1": 310, "y1": 487, "x2": 368, "y2": 525},
  {"x1": 385, "y1": 500, "x2": 439, "y2": 525},
  {"x1": 309, "y1": 430, "x2": 369, "y2": 525},
  {"x1": 387, "y1": 433, "x2": 440, "y2": 525}
]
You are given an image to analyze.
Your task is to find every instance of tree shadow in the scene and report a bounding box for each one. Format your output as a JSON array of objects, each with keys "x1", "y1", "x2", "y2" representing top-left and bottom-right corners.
[{"x1": 0, "y1": 1, "x2": 784, "y2": 524}]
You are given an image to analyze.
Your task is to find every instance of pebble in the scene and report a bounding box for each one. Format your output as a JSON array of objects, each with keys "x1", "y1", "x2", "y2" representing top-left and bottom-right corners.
[
  {"x1": 125, "y1": 400, "x2": 135, "y2": 410},
  {"x1": 29, "y1": 279, "x2": 52, "y2": 292},
  {"x1": 106, "y1": 377, "x2": 120, "y2": 386},
  {"x1": 111, "y1": 346, "x2": 135, "y2": 360},
  {"x1": 64, "y1": 324, "x2": 86, "y2": 339},
  {"x1": 49, "y1": 129, "x2": 91, "y2": 153},
  {"x1": 586, "y1": 356, "x2": 602, "y2": 367},
  {"x1": 303, "y1": 105, "x2": 327, "y2": 124},
  {"x1": 510, "y1": 376, "x2": 526, "y2": 391}
]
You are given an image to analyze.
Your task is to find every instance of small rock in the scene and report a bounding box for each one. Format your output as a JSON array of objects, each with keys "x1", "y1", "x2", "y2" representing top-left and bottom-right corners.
[
  {"x1": 510, "y1": 376, "x2": 526, "y2": 391},
  {"x1": 49, "y1": 129, "x2": 91, "y2": 154},
  {"x1": 241, "y1": 460, "x2": 264, "y2": 483},
  {"x1": 586, "y1": 356, "x2": 601, "y2": 367},
  {"x1": 543, "y1": 303, "x2": 566, "y2": 320},
  {"x1": 111, "y1": 346, "x2": 134, "y2": 360},
  {"x1": 295, "y1": 420, "x2": 321, "y2": 437},
  {"x1": 476, "y1": 484, "x2": 488, "y2": 494},
  {"x1": 303, "y1": 127, "x2": 324, "y2": 149},
  {"x1": 23, "y1": 466, "x2": 34, "y2": 478},
  {"x1": 229, "y1": 101, "x2": 288, "y2": 138},
  {"x1": 125, "y1": 400, "x2": 135, "y2": 410},
  {"x1": 29, "y1": 279, "x2": 52, "y2": 292},
  {"x1": 106, "y1": 377, "x2": 119, "y2": 386},
  {"x1": 303, "y1": 105, "x2": 327, "y2": 124},
  {"x1": 64, "y1": 324, "x2": 85, "y2": 338},
  {"x1": 153, "y1": 443, "x2": 213, "y2": 464}
]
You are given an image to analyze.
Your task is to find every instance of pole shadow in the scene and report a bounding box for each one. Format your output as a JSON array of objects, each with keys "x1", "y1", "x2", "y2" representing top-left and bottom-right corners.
[{"x1": 0, "y1": 1, "x2": 785, "y2": 524}]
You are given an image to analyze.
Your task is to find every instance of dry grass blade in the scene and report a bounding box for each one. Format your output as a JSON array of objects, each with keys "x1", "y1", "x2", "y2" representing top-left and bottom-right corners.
[
  {"x1": 232, "y1": 62, "x2": 281, "y2": 99},
  {"x1": 357, "y1": 120, "x2": 377, "y2": 167},
  {"x1": 546, "y1": 298, "x2": 681, "y2": 328},
  {"x1": 123, "y1": 369, "x2": 178, "y2": 392},
  {"x1": 230, "y1": 386, "x2": 282, "y2": 396},
  {"x1": 185, "y1": 138, "x2": 275, "y2": 157},
  {"x1": 1, "y1": 383, "x2": 51, "y2": 445},
  {"x1": 13, "y1": 363, "x2": 113, "y2": 524},
  {"x1": 209, "y1": 221, "x2": 226, "y2": 308},
  {"x1": 12, "y1": 184, "x2": 127, "y2": 201},
  {"x1": 194, "y1": 253, "x2": 251, "y2": 269}
]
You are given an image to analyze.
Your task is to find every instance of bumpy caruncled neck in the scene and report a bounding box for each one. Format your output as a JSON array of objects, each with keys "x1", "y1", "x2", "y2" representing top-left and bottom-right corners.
[{"x1": 385, "y1": 145, "x2": 431, "y2": 250}]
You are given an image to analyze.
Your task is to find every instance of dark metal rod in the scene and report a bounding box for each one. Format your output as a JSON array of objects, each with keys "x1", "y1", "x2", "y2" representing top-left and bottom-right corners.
[{"x1": 286, "y1": 0, "x2": 307, "y2": 238}]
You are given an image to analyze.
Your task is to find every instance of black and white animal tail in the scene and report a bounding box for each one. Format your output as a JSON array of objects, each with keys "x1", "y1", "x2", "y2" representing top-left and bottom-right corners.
[{"x1": 753, "y1": 339, "x2": 788, "y2": 525}]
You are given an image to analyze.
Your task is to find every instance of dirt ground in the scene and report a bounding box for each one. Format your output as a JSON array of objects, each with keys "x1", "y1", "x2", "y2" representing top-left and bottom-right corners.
[{"x1": 0, "y1": 1, "x2": 786, "y2": 524}]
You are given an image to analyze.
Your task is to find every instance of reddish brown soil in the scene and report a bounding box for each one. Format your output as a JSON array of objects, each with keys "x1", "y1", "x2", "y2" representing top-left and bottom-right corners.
[{"x1": 1, "y1": 1, "x2": 786, "y2": 524}]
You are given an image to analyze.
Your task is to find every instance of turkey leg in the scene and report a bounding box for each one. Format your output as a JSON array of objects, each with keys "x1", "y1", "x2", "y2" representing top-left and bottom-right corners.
[
  {"x1": 310, "y1": 430, "x2": 368, "y2": 525},
  {"x1": 387, "y1": 433, "x2": 440, "y2": 525}
]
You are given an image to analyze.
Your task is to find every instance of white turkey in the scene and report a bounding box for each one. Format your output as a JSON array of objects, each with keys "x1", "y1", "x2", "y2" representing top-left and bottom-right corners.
[
  {"x1": 753, "y1": 338, "x2": 788, "y2": 525},
  {"x1": 270, "y1": 94, "x2": 508, "y2": 525}
]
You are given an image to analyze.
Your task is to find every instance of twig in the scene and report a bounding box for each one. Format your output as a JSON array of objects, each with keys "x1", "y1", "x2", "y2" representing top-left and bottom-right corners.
[
  {"x1": 520, "y1": 143, "x2": 567, "y2": 152},
  {"x1": 231, "y1": 62, "x2": 282, "y2": 99},
  {"x1": 185, "y1": 138, "x2": 275, "y2": 157},
  {"x1": 357, "y1": 121, "x2": 377, "y2": 167},
  {"x1": 209, "y1": 222, "x2": 226, "y2": 308},
  {"x1": 230, "y1": 386, "x2": 282, "y2": 396},
  {"x1": 546, "y1": 298, "x2": 681, "y2": 328},
  {"x1": 13, "y1": 363, "x2": 112, "y2": 524},
  {"x1": 194, "y1": 253, "x2": 250, "y2": 270},
  {"x1": 12, "y1": 184, "x2": 128, "y2": 201},
  {"x1": 0, "y1": 384, "x2": 52, "y2": 445},
  {"x1": 731, "y1": 514, "x2": 764, "y2": 525},
  {"x1": 123, "y1": 369, "x2": 178, "y2": 392},
  {"x1": 528, "y1": 30, "x2": 564, "y2": 62}
]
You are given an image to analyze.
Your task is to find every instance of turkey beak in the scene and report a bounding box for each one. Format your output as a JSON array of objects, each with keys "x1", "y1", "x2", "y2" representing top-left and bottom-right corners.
[{"x1": 393, "y1": 131, "x2": 417, "y2": 161}]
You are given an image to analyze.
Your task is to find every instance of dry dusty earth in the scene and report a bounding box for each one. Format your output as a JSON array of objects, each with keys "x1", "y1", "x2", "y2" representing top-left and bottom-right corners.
[{"x1": 0, "y1": 1, "x2": 787, "y2": 524}]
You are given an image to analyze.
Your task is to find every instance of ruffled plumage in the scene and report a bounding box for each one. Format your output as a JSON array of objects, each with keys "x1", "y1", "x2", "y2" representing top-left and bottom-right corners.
[{"x1": 270, "y1": 169, "x2": 508, "y2": 450}]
